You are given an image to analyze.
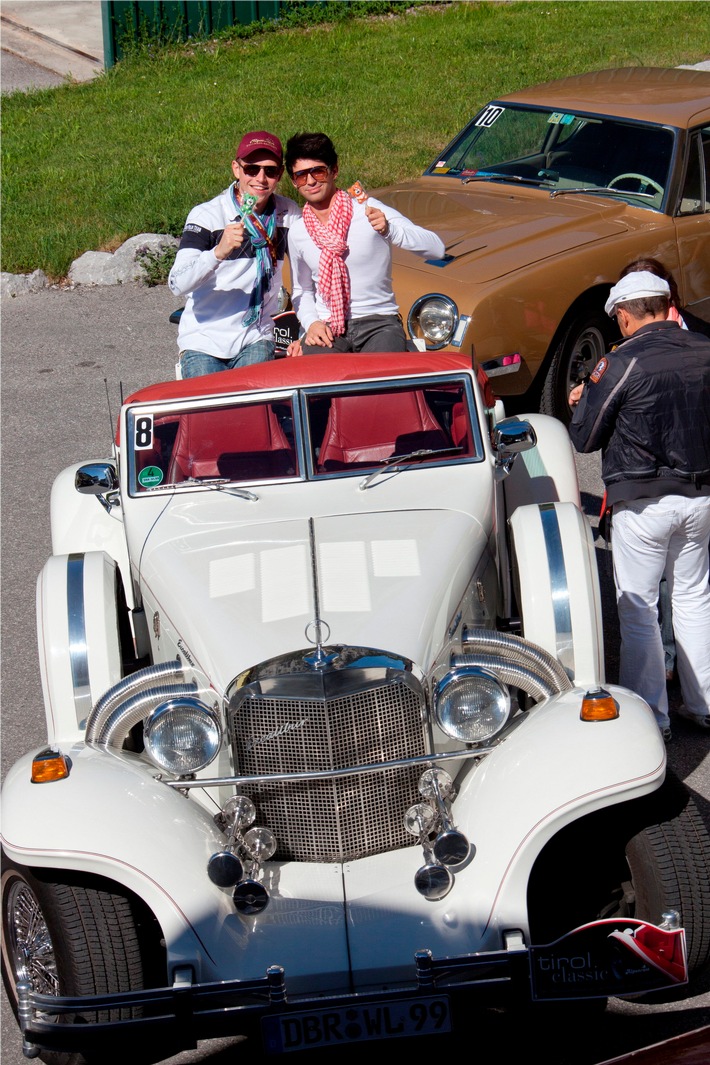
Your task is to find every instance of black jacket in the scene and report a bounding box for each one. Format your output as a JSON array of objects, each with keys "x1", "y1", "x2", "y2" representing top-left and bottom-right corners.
[
  {"x1": 569, "y1": 320, "x2": 710, "y2": 506},
  {"x1": 682, "y1": 306, "x2": 710, "y2": 339}
]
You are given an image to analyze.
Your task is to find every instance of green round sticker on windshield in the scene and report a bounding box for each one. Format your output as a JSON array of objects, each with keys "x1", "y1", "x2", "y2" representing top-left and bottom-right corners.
[{"x1": 138, "y1": 465, "x2": 164, "y2": 488}]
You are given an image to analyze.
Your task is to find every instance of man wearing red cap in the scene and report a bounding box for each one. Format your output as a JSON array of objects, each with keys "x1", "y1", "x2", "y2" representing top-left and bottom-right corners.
[{"x1": 169, "y1": 131, "x2": 301, "y2": 377}]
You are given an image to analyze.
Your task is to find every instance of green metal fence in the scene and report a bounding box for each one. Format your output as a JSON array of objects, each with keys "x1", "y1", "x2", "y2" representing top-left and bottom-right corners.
[{"x1": 101, "y1": 1, "x2": 292, "y2": 66}]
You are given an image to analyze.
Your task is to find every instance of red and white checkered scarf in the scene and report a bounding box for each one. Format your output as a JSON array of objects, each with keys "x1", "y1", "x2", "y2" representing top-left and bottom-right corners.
[{"x1": 303, "y1": 189, "x2": 352, "y2": 336}]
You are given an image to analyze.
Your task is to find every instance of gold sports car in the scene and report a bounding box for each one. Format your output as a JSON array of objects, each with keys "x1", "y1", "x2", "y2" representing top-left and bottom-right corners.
[{"x1": 381, "y1": 66, "x2": 710, "y2": 422}]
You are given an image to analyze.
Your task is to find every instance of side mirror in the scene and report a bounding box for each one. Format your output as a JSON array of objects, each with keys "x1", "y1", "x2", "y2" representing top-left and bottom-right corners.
[
  {"x1": 75, "y1": 463, "x2": 118, "y2": 495},
  {"x1": 493, "y1": 418, "x2": 537, "y2": 469}
]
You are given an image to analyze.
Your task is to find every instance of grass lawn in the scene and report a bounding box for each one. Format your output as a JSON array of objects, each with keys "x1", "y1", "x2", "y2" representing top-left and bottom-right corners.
[{"x1": 2, "y1": 0, "x2": 710, "y2": 278}]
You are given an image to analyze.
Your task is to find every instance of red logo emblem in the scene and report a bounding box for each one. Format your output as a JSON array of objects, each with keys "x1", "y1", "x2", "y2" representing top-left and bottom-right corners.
[{"x1": 590, "y1": 357, "x2": 609, "y2": 384}]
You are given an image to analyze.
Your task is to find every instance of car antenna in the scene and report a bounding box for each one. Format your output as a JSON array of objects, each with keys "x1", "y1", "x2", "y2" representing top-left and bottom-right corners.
[{"x1": 104, "y1": 378, "x2": 117, "y2": 460}]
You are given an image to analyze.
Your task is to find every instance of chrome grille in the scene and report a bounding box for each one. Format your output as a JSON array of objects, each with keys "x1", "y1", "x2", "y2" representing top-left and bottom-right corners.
[{"x1": 228, "y1": 671, "x2": 426, "y2": 862}]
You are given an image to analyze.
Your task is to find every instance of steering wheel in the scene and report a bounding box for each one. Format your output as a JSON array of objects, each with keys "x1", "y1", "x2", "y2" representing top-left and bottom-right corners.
[{"x1": 607, "y1": 172, "x2": 664, "y2": 196}]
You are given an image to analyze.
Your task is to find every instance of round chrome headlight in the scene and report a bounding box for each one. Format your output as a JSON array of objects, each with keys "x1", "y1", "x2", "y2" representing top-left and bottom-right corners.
[
  {"x1": 408, "y1": 294, "x2": 458, "y2": 349},
  {"x1": 435, "y1": 666, "x2": 511, "y2": 742},
  {"x1": 144, "y1": 697, "x2": 222, "y2": 775}
]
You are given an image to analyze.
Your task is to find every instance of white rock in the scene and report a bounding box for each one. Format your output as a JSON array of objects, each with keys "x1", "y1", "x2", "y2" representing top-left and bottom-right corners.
[
  {"x1": 68, "y1": 250, "x2": 121, "y2": 285},
  {"x1": 68, "y1": 233, "x2": 179, "y2": 286},
  {"x1": 1, "y1": 269, "x2": 49, "y2": 298},
  {"x1": 3, "y1": 234, "x2": 180, "y2": 292},
  {"x1": 120, "y1": 233, "x2": 179, "y2": 283}
]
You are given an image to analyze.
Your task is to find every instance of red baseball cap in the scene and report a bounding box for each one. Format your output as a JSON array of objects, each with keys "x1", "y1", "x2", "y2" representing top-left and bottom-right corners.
[{"x1": 236, "y1": 131, "x2": 283, "y2": 163}]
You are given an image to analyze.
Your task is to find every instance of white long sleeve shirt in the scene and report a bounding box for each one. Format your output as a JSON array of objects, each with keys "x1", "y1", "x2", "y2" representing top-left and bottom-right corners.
[
  {"x1": 288, "y1": 196, "x2": 445, "y2": 332},
  {"x1": 168, "y1": 188, "x2": 301, "y2": 359}
]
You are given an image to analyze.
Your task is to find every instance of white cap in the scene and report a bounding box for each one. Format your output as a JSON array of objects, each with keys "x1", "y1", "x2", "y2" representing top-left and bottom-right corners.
[{"x1": 604, "y1": 271, "x2": 671, "y2": 318}]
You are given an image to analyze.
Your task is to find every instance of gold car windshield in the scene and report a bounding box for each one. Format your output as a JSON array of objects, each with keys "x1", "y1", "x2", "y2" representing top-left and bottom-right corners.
[
  {"x1": 430, "y1": 105, "x2": 674, "y2": 208},
  {"x1": 127, "y1": 378, "x2": 480, "y2": 495}
]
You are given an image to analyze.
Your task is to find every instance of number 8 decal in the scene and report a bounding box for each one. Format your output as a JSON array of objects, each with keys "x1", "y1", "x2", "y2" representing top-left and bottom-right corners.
[
  {"x1": 134, "y1": 414, "x2": 153, "y2": 450},
  {"x1": 475, "y1": 105, "x2": 504, "y2": 128}
]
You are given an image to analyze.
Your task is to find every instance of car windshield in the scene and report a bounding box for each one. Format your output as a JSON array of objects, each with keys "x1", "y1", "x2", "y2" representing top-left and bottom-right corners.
[
  {"x1": 307, "y1": 381, "x2": 478, "y2": 476},
  {"x1": 429, "y1": 104, "x2": 674, "y2": 208},
  {"x1": 127, "y1": 379, "x2": 479, "y2": 495},
  {"x1": 128, "y1": 396, "x2": 300, "y2": 494}
]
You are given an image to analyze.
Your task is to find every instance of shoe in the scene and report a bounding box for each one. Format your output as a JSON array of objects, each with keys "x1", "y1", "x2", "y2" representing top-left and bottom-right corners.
[
  {"x1": 661, "y1": 726, "x2": 672, "y2": 744},
  {"x1": 674, "y1": 706, "x2": 710, "y2": 731}
]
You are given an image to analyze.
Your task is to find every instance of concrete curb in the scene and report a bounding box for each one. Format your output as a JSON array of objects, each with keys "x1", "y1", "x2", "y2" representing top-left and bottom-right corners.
[{"x1": 1, "y1": 12, "x2": 102, "y2": 83}]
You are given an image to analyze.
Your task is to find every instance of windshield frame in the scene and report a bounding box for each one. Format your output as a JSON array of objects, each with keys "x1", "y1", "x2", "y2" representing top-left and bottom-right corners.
[{"x1": 123, "y1": 374, "x2": 484, "y2": 497}]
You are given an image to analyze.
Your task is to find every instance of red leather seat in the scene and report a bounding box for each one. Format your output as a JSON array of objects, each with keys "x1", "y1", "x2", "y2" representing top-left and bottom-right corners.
[
  {"x1": 450, "y1": 402, "x2": 470, "y2": 452},
  {"x1": 168, "y1": 403, "x2": 294, "y2": 483},
  {"x1": 317, "y1": 390, "x2": 450, "y2": 472}
]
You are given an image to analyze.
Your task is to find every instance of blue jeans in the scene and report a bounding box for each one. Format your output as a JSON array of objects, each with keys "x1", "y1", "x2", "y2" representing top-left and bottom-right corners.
[{"x1": 180, "y1": 340, "x2": 274, "y2": 379}]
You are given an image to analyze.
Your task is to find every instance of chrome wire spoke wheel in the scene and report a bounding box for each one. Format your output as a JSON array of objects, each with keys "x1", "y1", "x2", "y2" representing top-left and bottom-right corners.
[{"x1": 7, "y1": 879, "x2": 59, "y2": 998}]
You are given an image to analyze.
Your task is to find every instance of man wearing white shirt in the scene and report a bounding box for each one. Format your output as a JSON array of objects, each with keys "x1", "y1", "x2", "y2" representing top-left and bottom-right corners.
[
  {"x1": 285, "y1": 132, "x2": 444, "y2": 354},
  {"x1": 168, "y1": 131, "x2": 301, "y2": 378}
]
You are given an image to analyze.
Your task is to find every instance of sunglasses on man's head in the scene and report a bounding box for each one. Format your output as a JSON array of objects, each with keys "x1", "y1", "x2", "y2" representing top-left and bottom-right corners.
[
  {"x1": 291, "y1": 165, "x2": 330, "y2": 188},
  {"x1": 238, "y1": 161, "x2": 283, "y2": 178}
]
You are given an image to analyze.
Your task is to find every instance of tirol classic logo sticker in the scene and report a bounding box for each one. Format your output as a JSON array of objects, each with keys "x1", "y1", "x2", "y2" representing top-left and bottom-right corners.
[
  {"x1": 138, "y1": 466, "x2": 164, "y2": 489},
  {"x1": 530, "y1": 918, "x2": 687, "y2": 1000}
]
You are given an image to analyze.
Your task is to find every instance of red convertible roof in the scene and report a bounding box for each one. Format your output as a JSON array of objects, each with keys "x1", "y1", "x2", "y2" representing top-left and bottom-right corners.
[{"x1": 125, "y1": 353, "x2": 474, "y2": 406}]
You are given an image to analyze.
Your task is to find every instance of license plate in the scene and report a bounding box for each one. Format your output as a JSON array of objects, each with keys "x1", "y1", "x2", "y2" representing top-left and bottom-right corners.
[{"x1": 261, "y1": 994, "x2": 451, "y2": 1053}]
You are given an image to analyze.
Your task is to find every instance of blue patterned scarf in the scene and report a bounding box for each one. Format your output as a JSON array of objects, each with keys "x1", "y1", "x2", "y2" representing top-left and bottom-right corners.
[{"x1": 230, "y1": 185, "x2": 278, "y2": 326}]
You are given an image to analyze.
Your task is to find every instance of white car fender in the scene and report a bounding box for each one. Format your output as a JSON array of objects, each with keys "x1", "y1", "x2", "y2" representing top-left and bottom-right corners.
[
  {"x1": 343, "y1": 685, "x2": 664, "y2": 973},
  {"x1": 510, "y1": 500, "x2": 604, "y2": 688},
  {"x1": 50, "y1": 462, "x2": 134, "y2": 608},
  {"x1": 37, "y1": 551, "x2": 123, "y2": 744},
  {"x1": 450, "y1": 684, "x2": 664, "y2": 908},
  {"x1": 1, "y1": 746, "x2": 351, "y2": 988},
  {"x1": 1, "y1": 747, "x2": 244, "y2": 982},
  {"x1": 502, "y1": 412, "x2": 581, "y2": 515}
]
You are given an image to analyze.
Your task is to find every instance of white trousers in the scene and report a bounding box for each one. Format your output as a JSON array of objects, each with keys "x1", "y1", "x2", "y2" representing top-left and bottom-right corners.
[{"x1": 612, "y1": 494, "x2": 710, "y2": 728}]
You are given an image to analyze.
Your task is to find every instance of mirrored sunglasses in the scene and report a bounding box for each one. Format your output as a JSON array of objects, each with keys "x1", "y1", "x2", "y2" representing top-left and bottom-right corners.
[{"x1": 291, "y1": 165, "x2": 330, "y2": 188}]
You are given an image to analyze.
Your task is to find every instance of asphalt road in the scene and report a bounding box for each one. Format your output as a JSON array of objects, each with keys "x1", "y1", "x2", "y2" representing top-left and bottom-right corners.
[{"x1": 1, "y1": 282, "x2": 709, "y2": 1063}]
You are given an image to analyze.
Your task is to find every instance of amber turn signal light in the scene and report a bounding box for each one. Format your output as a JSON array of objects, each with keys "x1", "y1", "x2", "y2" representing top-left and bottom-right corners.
[
  {"x1": 580, "y1": 687, "x2": 619, "y2": 722},
  {"x1": 31, "y1": 747, "x2": 70, "y2": 783}
]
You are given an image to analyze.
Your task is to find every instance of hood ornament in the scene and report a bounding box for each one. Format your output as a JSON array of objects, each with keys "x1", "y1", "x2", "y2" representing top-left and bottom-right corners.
[{"x1": 303, "y1": 517, "x2": 338, "y2": 670}]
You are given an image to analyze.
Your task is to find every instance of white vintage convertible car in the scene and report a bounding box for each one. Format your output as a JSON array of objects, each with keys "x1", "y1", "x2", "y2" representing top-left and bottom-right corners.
[{"x1": 2, "y1": 353, "x2": 709, "y2": 1060}]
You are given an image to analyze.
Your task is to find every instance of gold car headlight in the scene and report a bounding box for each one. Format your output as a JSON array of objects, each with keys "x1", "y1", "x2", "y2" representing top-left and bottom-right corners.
[
  {"x1": 435, "y1": 666, "x2": 511, "y2": 742},
  {"x1": 144, "y1": 697, "x2": 222, "y2": 775},
  {"x1": 408, "y1": 294, "x2": 458, "y2": 349}
]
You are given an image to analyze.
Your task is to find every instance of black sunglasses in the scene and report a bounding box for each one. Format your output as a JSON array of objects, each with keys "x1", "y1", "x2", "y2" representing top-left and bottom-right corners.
[{"x1": 238, "y1": 161, "x2": 283, "y2": 178}]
